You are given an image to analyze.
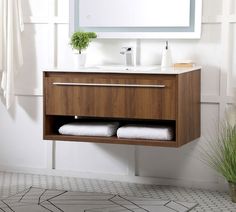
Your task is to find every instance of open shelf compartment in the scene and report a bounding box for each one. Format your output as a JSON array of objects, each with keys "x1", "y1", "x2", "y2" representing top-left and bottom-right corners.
[{"x1": 43, "y1": 115, "x2": 177, "y2": 147}]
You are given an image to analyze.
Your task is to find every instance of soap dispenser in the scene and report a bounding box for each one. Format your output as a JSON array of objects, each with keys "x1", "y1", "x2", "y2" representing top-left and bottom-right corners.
[{"x1": 161, "y1": 41, "x2": 172, "y2": 69}]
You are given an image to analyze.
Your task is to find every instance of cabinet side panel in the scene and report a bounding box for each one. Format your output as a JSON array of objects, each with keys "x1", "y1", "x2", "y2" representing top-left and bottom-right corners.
[
  {"x1": 43, "y1": 72, "x2": 47, "y2": 138},
  {"x1": 43, "y1": 72, "x2": 59, "y2": 138},
  {"x1": 177, "y1": 70, "x2": 201, "y2": 146}
]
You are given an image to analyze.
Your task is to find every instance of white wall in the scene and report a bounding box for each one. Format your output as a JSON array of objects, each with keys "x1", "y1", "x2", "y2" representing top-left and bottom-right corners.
[{"x1": 0, "y1": 0, "x2": 235, "y2": 190}]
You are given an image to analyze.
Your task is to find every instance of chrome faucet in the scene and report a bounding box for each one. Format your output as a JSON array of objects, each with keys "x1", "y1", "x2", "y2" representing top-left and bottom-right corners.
[{"x1": 120, "y1": 47, "x2": 135, "y2": 66}]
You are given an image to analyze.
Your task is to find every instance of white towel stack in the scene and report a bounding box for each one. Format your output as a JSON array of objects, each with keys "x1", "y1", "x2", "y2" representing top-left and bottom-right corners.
[
  {"x1": 59, "y1": 122, "x2": 119, "y2": 137},
  {"x1": 117, "y1": 124, "x2": 174, "y2": 140}
]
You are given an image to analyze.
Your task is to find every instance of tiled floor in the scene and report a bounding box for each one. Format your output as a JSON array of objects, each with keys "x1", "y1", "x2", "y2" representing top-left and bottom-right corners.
[
  {"x1": 0, "y1": 187, "x2": 198, "y2": 212},
  {"x1": 0, "y1": 171, "x2": 235, "y2": 211}
]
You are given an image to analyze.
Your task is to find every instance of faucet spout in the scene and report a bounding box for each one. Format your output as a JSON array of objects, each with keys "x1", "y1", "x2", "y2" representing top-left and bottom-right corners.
[{"x1": 120, "y1": 47, "x2": 132, "y2": 55}]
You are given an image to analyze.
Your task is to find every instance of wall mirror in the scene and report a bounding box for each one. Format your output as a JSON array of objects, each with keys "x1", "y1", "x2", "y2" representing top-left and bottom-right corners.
[{"x1": 69, "y1": 0, "x2": 202, "y2": 39}]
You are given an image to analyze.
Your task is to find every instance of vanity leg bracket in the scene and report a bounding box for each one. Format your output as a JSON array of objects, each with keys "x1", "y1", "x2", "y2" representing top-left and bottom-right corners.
[{"x1": 47, "y1": 140, "x2": 56, "y2": 170}]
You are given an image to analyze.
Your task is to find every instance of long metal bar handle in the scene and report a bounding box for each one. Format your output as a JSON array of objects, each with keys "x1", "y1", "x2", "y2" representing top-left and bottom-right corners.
[{"x1": 52, "y1": 82, "x2": 166, "y2": 88}]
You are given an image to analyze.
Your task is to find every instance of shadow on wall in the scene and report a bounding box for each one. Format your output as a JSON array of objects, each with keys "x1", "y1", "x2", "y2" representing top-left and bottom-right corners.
[
  {"x1": 94, "y1": 143, "x2": 135, "y2": 175},
  {"x1": 137, "y1": 139, "x2": 205, "y2": 180},
  {"x1": 93, "y1": 39, "x2": 137, "y2": 65},
  {"x1": 94, "y1": 141, "x2": 203, "y2": 180},
  {"x1": 131, "y1": 101, "x2": 221, "y2": 183},
  {"x1": 89, "y1": 39, "x2": 163, "y2": 66}
]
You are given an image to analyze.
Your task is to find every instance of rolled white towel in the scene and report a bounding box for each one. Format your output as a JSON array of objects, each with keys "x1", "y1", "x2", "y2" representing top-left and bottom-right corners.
[
  {"x1": 59, "y1": 122, "x2": 119, "y2": 137},
  {"x1": 117, "y1": 124, "x2": 174, "y2": 140}
]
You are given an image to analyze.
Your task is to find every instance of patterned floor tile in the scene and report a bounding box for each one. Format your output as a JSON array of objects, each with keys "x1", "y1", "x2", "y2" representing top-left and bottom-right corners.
[
  {"x1": 0, "y1": 187, "x2": 198, "y2": 212},
  {"x1": 0, "y1": 172, "x2": 235, "y2": 211}
]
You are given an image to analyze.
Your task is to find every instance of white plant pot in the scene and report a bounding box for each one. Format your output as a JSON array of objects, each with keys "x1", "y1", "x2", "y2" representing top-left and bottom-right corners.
[{"x1": 74, "y1": 53, "x2": 86, "y2": 68}]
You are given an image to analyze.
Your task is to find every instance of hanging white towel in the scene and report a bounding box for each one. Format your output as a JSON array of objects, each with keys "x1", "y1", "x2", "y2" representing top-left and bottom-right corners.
[
  {"x1": 0, "y1": 0, "x2": 24, "y2": 109},
  {"x1": 0, "y1": 0, "x2": 6, "y2": 72}
]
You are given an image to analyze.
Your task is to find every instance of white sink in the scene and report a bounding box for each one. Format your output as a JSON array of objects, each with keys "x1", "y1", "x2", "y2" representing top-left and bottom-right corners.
[{"x1": 96, "y1": 65, "x2": 160, "y2": 72}]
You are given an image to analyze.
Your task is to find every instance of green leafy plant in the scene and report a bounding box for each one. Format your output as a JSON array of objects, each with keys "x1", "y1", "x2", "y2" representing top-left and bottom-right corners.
[
  {"x1": 70, "y1": 31, "x2": 97, "y2": 54},
  {"x1": 201, "y1": 117, "x2": 236, "y2": 203},
  {"x1": 200, "y1": 101, "x2": 236, "y2": 203},
  {"x1": 201, "y1": 119, "x2": 236, "y2": 183}
]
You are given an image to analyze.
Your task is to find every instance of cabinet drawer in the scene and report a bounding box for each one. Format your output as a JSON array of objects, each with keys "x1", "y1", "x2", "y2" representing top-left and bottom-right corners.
[{"x1": 44, "y1": 73, "x2": 176, "y2": 120}]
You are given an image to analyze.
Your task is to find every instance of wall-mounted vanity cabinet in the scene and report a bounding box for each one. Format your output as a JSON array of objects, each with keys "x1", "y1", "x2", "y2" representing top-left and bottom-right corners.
[
  {"x1": 69, "y1": 0, "x2": 202, "y2": 39},
  {"x1": 43, "y1": 67, "x2": 201, "y2": 147}
]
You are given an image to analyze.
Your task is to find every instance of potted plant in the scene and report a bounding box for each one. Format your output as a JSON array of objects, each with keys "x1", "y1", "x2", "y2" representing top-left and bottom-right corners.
[
  {"x1": 201, "y1": 111, "x2": 236, "y2": 202},
  {"x1": 70, "y1": 31, "x2": 97, "y2": 67}
]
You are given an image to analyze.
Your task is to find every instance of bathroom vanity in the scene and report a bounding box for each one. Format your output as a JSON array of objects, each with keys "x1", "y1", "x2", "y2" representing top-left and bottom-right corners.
[{"x1": 43, "y1": 66, "x2": 201, "y2": 147}]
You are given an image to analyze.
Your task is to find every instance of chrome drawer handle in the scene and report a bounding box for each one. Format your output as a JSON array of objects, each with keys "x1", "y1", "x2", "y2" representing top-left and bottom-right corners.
[{"x1": 52, "y1": 82, "x2": 166, "y2": 88}]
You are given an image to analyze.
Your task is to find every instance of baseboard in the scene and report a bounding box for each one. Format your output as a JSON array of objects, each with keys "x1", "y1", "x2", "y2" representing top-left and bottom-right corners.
[{"x1": 0, "y1": 165, "x2": 228, "y2": 192}]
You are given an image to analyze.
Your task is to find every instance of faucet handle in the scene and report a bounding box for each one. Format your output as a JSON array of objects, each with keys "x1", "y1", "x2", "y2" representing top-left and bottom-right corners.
[{"x1": 125, "y1": 47, "x2": 132, "y2": 51}]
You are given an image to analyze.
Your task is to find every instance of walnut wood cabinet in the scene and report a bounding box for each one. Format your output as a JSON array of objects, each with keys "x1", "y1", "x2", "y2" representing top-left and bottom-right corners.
[{"x1": 43, "y1": 69, "x2": 201, "y2": 147}]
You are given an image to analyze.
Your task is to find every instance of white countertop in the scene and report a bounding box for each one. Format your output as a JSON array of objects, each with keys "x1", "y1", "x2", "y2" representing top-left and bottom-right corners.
[{"x1": 44, "y1": 65, "x2": 201, "y2": 75}]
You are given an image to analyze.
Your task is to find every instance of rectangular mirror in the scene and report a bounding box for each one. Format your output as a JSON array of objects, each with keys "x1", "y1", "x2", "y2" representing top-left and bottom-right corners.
[
  {"x1": 79, "y1": 0, "x2": 190, "y2": 27},
  {"x1": 70, "y1": 0, "x2": 202, "y2": 39}
]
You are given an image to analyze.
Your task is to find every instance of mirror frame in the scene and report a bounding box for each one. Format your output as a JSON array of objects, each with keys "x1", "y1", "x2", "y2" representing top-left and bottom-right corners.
[{"x1": 69, "y1": 0, "x2": 202, "y2": 39}]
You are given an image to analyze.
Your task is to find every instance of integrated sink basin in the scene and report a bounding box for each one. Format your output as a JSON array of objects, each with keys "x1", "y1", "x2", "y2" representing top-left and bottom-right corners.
[
  {"x1": 95, "y1": 65, "x2": 160, "y2": 72},
  {"x1": 44, "y1": 65, "x2": 201, "y2": 75}
]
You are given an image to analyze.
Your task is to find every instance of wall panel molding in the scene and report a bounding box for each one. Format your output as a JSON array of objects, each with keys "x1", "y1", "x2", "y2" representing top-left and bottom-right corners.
[
  {"x1": 24, "y1": 16, "x2": 69, "y2": 24},
  {"x1": 202, "y1": 16, "x2": 222, "y2": 24},
  {"x1": 219, "y1": 0, "x2": 231, "y2": 119}
]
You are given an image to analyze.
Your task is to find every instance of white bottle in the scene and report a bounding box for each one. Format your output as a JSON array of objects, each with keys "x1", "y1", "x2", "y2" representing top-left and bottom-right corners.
[{"x1": 161, "y1": 41, "x2": 172, "y2": 69}]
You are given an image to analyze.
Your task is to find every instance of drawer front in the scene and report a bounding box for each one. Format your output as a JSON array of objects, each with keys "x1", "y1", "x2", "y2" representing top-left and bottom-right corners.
[{"x1": 44, "y1": 73, "x2": 176, "y2": 120}]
